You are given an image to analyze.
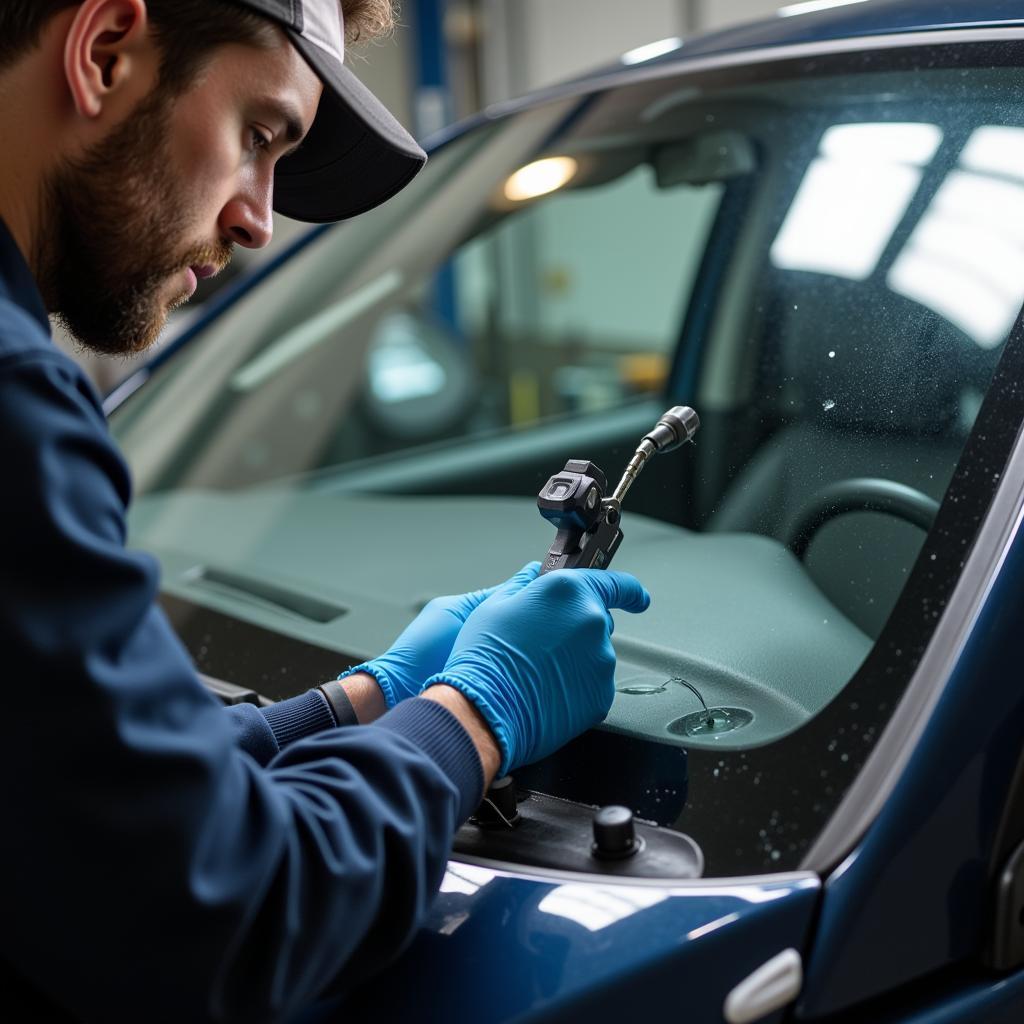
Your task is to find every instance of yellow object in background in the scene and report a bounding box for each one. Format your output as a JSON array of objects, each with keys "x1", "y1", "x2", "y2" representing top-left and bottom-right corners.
[
  {"x1": 620, "y1": 353, "x2": 669, "y2": 393},
  {"x1": 509, "y1": 371, "x2": 541, "y2": 427}
]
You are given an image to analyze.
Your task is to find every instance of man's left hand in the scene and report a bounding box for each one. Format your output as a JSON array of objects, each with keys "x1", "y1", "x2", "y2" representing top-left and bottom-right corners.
[{"x1": 340, "y1": 563, "x2": 542, "y2": 707}]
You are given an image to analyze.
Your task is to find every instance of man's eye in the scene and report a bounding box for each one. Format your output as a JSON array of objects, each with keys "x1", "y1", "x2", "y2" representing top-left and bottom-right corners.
[{"x1": 250, "y1": 128, "x2": 272, "y2": 152}]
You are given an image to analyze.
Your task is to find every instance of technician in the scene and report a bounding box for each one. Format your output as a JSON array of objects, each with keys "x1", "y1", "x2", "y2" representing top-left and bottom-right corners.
[{"x1": 0, "y1": 1, "x2": 650, "y2": 1021}]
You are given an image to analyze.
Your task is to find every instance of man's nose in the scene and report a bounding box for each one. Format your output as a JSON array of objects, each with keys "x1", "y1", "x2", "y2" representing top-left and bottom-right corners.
[{"x1": 219, "y1": 177, "x2": 274, "y2": 250}]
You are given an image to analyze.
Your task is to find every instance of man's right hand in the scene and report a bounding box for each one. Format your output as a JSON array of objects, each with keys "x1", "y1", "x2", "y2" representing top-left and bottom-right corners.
[{"x1": 423, "y1": 566, "x2": 651, "y2": 775}]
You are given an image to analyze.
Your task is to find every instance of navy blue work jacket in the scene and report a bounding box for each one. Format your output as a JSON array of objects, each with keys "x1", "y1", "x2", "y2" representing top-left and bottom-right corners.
[{"x1": 0, "y1": 220, "x2": 482, "y2": 1022}]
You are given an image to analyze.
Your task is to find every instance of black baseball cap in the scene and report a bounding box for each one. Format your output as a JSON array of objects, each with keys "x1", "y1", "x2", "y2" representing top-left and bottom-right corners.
[{"x1": 234, "y1": 0, "x2": 427, "y2": 223}]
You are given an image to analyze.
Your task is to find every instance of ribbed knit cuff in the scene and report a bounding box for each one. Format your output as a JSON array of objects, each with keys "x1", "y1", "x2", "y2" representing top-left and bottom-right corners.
[
  {"x1": 374, "y1": 698, "x2": 484, "y2": 823},
  {"x1": 262, "y1": 688, "x2": 337, "y2": 750}
]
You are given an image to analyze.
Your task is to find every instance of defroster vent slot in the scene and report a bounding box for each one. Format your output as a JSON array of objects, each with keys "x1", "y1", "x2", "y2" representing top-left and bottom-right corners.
[{"x1": 186, "y1": 567, "x2": 347, "y2": 624}]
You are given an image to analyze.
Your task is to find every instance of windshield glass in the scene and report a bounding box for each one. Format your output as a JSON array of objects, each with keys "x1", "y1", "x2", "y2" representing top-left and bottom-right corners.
[{"x1": 115, "y1": 42, "x2": 1024, "y2": 875}]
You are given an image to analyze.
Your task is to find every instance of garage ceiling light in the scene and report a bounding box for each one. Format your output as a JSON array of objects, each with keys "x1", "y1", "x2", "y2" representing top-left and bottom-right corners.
[{"x1": 504, "y1": 157, "x2": 579, "y2": 202}]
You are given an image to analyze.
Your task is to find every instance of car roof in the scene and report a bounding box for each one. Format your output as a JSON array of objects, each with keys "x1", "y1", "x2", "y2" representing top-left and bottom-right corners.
[
  {"x1": 422, "y1": 0, "x2": 1024, "y2": 153},
  {"x1": 648, "y1": 0, "x2": 1024, "y2": 64}
]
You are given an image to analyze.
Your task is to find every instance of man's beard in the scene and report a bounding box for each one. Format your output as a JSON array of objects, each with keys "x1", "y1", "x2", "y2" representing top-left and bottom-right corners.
[{"x1": 37, "y1": 88, "x2": 232, "y2": 357}]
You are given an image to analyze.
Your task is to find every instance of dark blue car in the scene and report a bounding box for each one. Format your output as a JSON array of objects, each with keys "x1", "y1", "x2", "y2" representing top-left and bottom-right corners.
[{"x1": 109, "y1": 2, "x2": 1024, "y2": 1019}]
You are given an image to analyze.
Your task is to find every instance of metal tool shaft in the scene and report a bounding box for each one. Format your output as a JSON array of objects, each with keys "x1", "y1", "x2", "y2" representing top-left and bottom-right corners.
[
  {"x1": 610, "y1": 439, "x2": 657, "y2": 505},
  {"x1": 610, "y1": 406, "x2": 700, "y2": 505}
]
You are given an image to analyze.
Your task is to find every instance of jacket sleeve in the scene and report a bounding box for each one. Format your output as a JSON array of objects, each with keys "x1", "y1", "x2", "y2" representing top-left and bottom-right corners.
[{"x1": 0, "y1": 352, "x2": 483, "y2": 1023}]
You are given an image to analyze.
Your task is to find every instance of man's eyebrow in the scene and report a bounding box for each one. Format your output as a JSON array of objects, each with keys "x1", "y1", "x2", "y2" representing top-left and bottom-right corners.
[{"x1": 256, "y1": 98, "x2": 310, "y2": 153}]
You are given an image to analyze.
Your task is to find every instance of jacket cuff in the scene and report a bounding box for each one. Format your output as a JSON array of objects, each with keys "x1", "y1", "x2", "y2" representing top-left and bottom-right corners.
[
  {"x1": 374, "y1": 698, "x2": 484, "y2": 823},
  {"x1": 262, "y1": 688, "x2": 337, "y2": 750}
]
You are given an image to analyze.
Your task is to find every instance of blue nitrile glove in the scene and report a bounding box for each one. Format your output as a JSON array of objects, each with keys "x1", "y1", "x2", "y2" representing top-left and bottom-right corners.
[
  {"x1": 423, "y1": 568, "x2": 651, "y2": 775},
  {"x1": 339, "y1": 563, "x2": 543, "y2": 707}
]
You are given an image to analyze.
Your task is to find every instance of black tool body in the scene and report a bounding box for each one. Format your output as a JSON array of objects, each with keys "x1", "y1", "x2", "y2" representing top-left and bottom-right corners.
[
  {"x1": 537, "y1": 460, "x2": 622, "y2": 574},
  {"x1": 536, "y1": 406, "x2": 699, "y2": 575}
]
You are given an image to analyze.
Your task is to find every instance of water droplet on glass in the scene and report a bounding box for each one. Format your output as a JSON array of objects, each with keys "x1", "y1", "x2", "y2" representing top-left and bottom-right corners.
[{"x1": 617, "y1": 682, "x2": 667, "y2": 696}]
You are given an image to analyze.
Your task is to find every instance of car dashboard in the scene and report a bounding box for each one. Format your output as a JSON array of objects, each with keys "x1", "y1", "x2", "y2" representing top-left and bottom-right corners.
[{"x1": 130, "y1": 486, "x2": 872, "y2": 879}]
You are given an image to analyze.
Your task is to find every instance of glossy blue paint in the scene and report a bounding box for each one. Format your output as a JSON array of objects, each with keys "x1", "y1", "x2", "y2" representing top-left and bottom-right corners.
[
  {"x1": 800, "y1": 514, "x2": 1024, "y2": 1015},
  {"x1": 321, "y1": 868, "x2": 820, "y2": 1022},
  {"x1": 890, "y1": 970, "x2": 1024, "y2": 1024}
]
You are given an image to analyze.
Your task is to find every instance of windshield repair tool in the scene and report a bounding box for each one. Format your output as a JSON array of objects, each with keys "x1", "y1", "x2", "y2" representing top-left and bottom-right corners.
[
  {"x1": 537, "y1": 406, "x2": 700, "y2": 574},
  {"x1": 475, "y1": 406, "x2": 701, "y2": 832}
]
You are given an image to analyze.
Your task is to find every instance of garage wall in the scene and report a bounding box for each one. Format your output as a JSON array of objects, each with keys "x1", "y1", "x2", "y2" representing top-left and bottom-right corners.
[
  {"x1": 486, "y1": 0, "x2": 784, "y2": 99},
  {"x1": 515, "y1": 0, "x2": 686, "y2": 93},
  {"x1": 698, "y1": 0, "x2": 791, "y2": 31}
]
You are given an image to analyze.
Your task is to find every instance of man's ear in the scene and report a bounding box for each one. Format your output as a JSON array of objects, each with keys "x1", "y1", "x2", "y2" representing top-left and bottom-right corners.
[{"x1": 63, "y1": 0, "x2": 152, "y2": 120}]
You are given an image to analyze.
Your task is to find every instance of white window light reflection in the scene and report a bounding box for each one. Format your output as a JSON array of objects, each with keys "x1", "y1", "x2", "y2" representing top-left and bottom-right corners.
[
  {"x1": 534, "y1": 880, "x2": 801, "y2": 934},
  {"x1": 959, "y1": 125, "x2": 1024, "y2": 181},
  {"x1": 439, "y1": 863, "x2": 498, "y2": 896},
  {"x1": 231, "y1": 270, "x2": 403, "y2": 392},
  {"x1": 778, "y1": 0, "x2": 871, "y2": 17},
  {"x1": 537, "y1": 885, "x2": 668, "y2": 932},
  {"x1": 368, "y1": 315, "x2": 447, "y2": 403},
  {"x1": 771, "y1": 123, "x2": 942, "y2": 281},
  {"x1": 819, "y1": 122, "x2": 944, "y2": 166},
  {"x1": 889, "y1": 129, "x2": 1024, "y2": 349},
  {"x1": 686, "y1": 912, "x2": 740, "y2": 941},
  {"x1": 621, "y1": 37, "x2": 683, "y2": 65}
]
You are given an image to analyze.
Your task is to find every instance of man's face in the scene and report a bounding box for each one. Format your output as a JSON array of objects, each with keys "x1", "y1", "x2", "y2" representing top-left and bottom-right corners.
[{"x1": 43, "y1": 31, "x2": 322, "y2": 356}]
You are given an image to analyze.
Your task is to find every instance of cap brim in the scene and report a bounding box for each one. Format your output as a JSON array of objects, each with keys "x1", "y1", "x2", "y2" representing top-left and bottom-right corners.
[{"x1": 275, "y1": 31, "x2": 426, "y2": 224}]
